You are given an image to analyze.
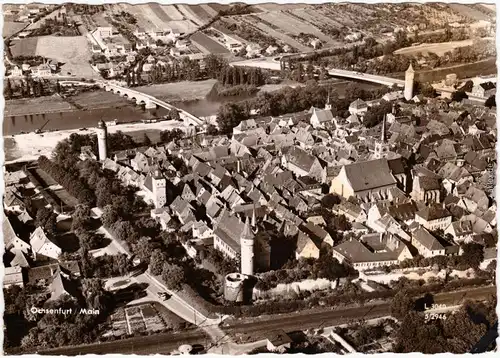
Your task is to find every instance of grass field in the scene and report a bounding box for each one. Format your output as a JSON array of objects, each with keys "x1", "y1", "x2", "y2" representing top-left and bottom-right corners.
[
  {"x1": 4, "y1": 96, "x2": 74, "y2": 117},
  {"x1": 394, "y1": 39, "x2": 487, "y2": 57},
  {"x1": 35, "y1": 36, "x2": 96, "y2": 78},
  {"x1": 10, "y1": 37, "x2": 38, "y2": 57}
]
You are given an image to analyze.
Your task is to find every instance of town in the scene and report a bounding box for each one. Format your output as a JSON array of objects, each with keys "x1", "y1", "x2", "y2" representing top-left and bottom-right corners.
[{"x1": 3, "y1": 2, "x2": 498, "y2": 355}]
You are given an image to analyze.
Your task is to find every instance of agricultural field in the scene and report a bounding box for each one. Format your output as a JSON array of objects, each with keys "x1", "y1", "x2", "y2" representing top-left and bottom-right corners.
[
  {"x1": 394, "y1": 38, "x2": 493, "y2": 57},
  {"x1": 191, "y1": 32, "x2": 229, "y2": 55},
  {"x1": 35, "y1": 36, "x2": 96, "y2": 78},
  {"x1": 10, "y1": 37, "x2": 38, "y2": 57},
  {"x1": 3, "y1": 21, "x2": 27, "y2": 39}
]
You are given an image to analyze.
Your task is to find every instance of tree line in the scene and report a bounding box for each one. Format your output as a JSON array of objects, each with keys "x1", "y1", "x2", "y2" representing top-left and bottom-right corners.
[{"x1": 38, "y1": 156, "x2": 95, "y2": 206}]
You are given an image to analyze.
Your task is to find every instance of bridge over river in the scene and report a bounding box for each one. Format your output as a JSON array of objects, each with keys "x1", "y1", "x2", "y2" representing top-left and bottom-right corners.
[{"x1": 97, "y1": 81, "x2": 205, "y2": 127}]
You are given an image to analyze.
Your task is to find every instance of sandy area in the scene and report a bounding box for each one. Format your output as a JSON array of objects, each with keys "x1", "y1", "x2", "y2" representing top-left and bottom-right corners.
[
  {"x1": 35, "y1": 35, "x2": 97, "y2": 78},
  {"x1": 133, "y1": 79, "x2": 217, "y2": 102},
  {"x1": 5, "y1": 120, "x2": 189, "y2": 164}
]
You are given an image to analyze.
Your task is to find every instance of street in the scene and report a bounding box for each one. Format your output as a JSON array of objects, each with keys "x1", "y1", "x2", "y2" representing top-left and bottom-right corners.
[{"x1": 36, "y1": 285, "x2": 495, "y2": 355}]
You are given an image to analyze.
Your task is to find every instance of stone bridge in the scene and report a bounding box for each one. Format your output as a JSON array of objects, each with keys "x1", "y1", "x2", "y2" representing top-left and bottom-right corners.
[
  {"x1": 327, "y1": 68, "x2": 405, "y2": 87},
  {"x1": 98, "y1": 81, "x2": 204, "y2": 126}
]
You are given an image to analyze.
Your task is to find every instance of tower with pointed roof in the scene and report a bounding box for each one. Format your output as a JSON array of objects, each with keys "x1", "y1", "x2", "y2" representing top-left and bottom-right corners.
[
  {"x1": 374, "y1": 114, "x2": 389, "y2": 159},
  {"x1": 97, "y1": 120, "x2": 107, "y2": 161},
  {"x1": 325, "y1": 92, "x2": 332, "y2": 111},
  {"x1": 240, "y1": 217, "x2": 254, "y2": 276},
  {"x1": 404, "y1": 63, "x2": 415, "y2": 101}
]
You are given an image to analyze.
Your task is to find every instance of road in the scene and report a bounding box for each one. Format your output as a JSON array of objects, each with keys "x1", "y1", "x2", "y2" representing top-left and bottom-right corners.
[{"x1": 35, "y1": 285, "x2": 495, "y2": 355}]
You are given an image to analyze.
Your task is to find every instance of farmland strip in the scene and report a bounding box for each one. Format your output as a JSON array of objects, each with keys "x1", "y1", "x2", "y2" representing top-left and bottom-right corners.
[
  {"x1": 148, "y1": 3, "x2": 172, "y2": 22},
  {"x1": 160, "y1": 5, "x2": 184, "y2": 21},
  {"x1": 176, "y1": 4, "x2": 204, "y2": 26},
  {"x1": 188, "y1": 5, "x2": 213, "y2": 22},
  {"x1": 191, "y1": 32, "x2": 229, "y2": 54},
  {"x1": 140, "y1": 4, "x2": 170, "y2": 30},
  {"x1": 200, "y1": 4, "x2": 218, "y2": 17}
]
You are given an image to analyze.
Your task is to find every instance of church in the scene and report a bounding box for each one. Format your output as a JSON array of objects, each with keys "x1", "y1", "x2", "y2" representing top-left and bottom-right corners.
[{"x1": 330, "y1": 158, "x2": 398, "y2": 202}]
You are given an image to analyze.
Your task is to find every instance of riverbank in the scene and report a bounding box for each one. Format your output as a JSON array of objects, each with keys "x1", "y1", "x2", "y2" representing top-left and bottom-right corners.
[{"x1": 4, "y1": 120, "x2": 189, "y2": 164}]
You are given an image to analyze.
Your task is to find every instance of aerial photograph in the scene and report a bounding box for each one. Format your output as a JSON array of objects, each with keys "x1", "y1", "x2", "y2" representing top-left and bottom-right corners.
[{"x1": 2, "y1": 1, "x2": 498, "y2": 355}]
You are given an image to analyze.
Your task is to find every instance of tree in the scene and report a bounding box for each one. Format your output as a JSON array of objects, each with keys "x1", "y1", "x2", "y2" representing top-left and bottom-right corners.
[
  {"x1": 4, "y1": 79, "x2": 13, "y2": 99},
  {"x1": 149, "y1": 249, "x2": 167, "y2": 276},
  {"x1": 321, "y1": 194, "x2": 340, "y2": 209},
  {"x1": 101, "y1": 205, "x2": 119, "y2": 228},
  {"x1": 206, "y1": 124, "x2": 218, "y2": 135},
  {"x1": 451, "y1": 90, "x2": 468, "y2": 103},
  {"x1": 390, "y1": 290, "x2": 415, "y2": 319},
  {"x1": 169, "y1": 108, "x2": 180, "y2": 121},
  {"x1": 35, "y1": 207, "x2": 57, "y2": 236},
  {"x1": 485, "y1": 95, "x2": 496, "y2": 108},
  {"x1": 161, "y1": 262, "x2": 185, "y2": 291},
  {"x1": 72, "y1": 204, "x2": 92, "y2": 231},
  {"x1": 460, "y1": 243, "x2": 484, "y2": 269},
  {"x1": 142, "y1": 133, "x2": 152, "y2": 147}
]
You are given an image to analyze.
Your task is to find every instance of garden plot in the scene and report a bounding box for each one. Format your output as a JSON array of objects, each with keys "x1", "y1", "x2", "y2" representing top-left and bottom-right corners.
[
  {"x1": 242, "y1": 17, "x2": 310, "y2": 52},
  {"x1": 140, "y1": 304, "x2": 166, "y2": 332},
  {"x1": 125, "y1": 306, "x2": 147, "y2": 334},
  {"x1": 105, "y1": 309, "x2": 129, "y2": 337}
]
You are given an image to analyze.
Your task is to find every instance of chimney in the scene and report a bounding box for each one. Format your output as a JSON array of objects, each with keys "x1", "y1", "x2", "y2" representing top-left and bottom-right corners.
[{"x1": 237, "y1": 160, "x2": 241, "y2": 173}]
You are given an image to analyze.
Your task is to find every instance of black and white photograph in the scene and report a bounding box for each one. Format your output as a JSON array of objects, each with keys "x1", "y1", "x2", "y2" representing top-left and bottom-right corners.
[{"x1": 2, "y1": 1, "x2": 498, "y2": 355}]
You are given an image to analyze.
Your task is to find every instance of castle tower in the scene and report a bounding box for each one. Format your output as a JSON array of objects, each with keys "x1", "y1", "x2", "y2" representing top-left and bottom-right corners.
[
  {"x1": 404, "y1": 63, "x2": 415, "y2": 101},
  {"x1": 240, "y1": 217, "x2": 254, "y2": 276},
  {"x1": 152, "y1": 170, "x2": 167, "y2": 209},
  {"x1": 97, "y1": 120, "x2": 107, "y2": 161}
]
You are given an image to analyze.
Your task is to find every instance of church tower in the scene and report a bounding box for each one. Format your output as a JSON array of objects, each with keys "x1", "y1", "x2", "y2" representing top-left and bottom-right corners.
[
  {"x1": 325, "y1": 92, "x2": 332, "y2": 110},
  {"x1": 240, "y1": 217, "x2": 254, "y2": 276},
  {"x1": 97, "y1": 120, "x2": 107, "y2": 161},
  {"x1": 152, "y1": 170, "x2": 167, "y2": 209},
  {"x1": 404, "y1": 63, "x2": 415, "y2": 101},
  {"x1": 374, "y1": 114, "x2": 389, "y2": 159}
]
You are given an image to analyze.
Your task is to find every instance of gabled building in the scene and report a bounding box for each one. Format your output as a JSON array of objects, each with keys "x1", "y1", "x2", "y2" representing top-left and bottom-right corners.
[
  {"x1": 30, "y1": 227, "x2": 62, "y2": 261},
  {"x1": 330, "y1": 159, "x2": 398, "y2": 202},
  {"x1": 415, "y1": 204, "x2": 452, "y2": 231},
  {"x1": 142, "y1": 170, "x2": 167, "y2": 209},
  {"x1": 411, "y1": 227, "x2": 446, "y2": 257},
  {"x1": 3, "y1": 214, "x2": 30, "y2": 254}
]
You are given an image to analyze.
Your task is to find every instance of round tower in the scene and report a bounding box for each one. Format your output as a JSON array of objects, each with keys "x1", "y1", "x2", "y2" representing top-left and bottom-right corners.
[
  {"x1": 240, "y1": 217, "x2": 254, "y2": 276},
  {"x1": 404, "y1": 63, "x2": 415, "y2": 101},
  {"x1": 224, "y1": 272, "x2": 246, "y2": 302},
  {"x1": 97, "y1": 120, "x2": 107, "y2": 161}
]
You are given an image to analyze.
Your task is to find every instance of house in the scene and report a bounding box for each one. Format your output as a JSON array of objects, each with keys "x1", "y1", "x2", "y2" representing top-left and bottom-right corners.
[
  {"x1": 10, "y1": 66, "x2": 22, "y2": 76},
  {"x1": 4, "y1": 187, "x2": 24, "y2": 212},
  {"x1": 3, "y1": 215, "x2": 30, "y2": 254},
  {"x1": 266, "y1": 330, "x2": 293, "y2": 353},
  {"x1": 332, "y1": 233, "x2": 412, "y2": 271},
  {"x1": 310, "y1": 107, "x2": 334, "y2": 128},
  {"x1": 415, "y1": 204, "x2": 452, "y2": 231},
  {"x1": 301, "y1": 222, "x2": 334, "y2": 246},
  {"x1": 411, "y1": 175, "x2": 441, "y2": 204},
  {"x1": 349, "y1": 99, "x2": 368, "y2": 116},
  {"x1": 295, "y1": 231, "x2": 320, "y2": 259},
  {"x1": 281, "y1": 146, "x2": 324, "y2": 182},
  {"x1": 93, "y1": 26, "x2": 113, "y2": 38},
  {"x1": 330, "y1": 159, "x2": 398, "y2": 202},
  {"x1": 445, "y1": 220, "x2": 473, "y2": 242},
  {"x1": 213, "y1": 210, "x2": 249, "y2": 259},
  {"x1": 471, "y1": 82, "x2": 496, "y2": 98},
  {"x1": 411, "y1": 227, "x2": 446, "y2": 257},
  {"x1": 30, "y1": 227, "x2": 62, "y2": 261},
  {"x1": 337, "y1": 202, "x2": 367, "y2": 223},
  {"x1": 34, "y1": 63, "x2": 51, "y2": 76},
  {"x1": 142, "y1": 170, "x2": 167, "y2": 209},
  {"x1": 4, "y1": 267, "x2": 24, "y2": 288}
]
